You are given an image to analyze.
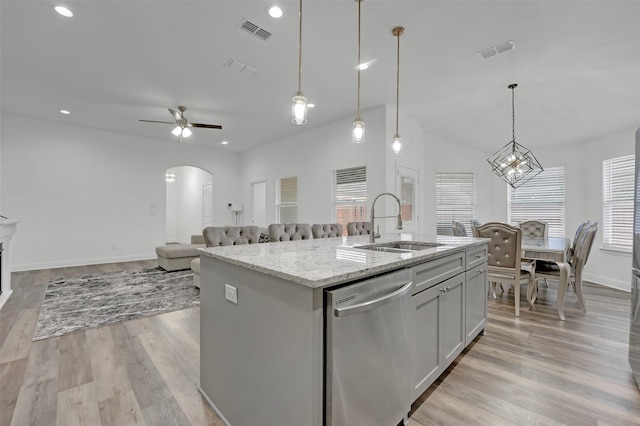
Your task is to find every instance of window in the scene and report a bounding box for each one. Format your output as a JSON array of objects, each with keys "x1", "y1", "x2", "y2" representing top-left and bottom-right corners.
[
  {"x1": 436, "y1": 172, "x2": 477, "y2": 235},
  {"x1": 507, "y1": 167, "x2": 565, "y2": 238},
  {"x1": 603, "y1": 155, "x2": 634, "y2": 251},
  {"x1": 276, "y1": 176, "x2": 297, "y2": 223},
  {"x1": 333, "y1": 166, "x2": 367, "y2": 236}
]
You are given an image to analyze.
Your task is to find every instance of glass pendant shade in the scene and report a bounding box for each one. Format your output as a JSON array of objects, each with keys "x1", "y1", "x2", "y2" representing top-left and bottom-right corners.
[
  {"x1": 172, "y1": 126, "x2": 182, "y2": 136},
  {"x1": 352, "y1": 120, "x2": 365, "y2": 143},
  {"x1": 292, "y1": 94, "x2": 307, "y2": 125},
  {"x1": 181, "y1": 127, "x2": 192, "y2": 138},
  {"x1": 392, "y1": 135, "x2": 402, "y2": 156}
]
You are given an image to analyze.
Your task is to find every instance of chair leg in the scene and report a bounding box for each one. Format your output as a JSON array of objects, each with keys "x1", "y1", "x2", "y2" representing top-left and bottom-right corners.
[
  {"x1": 491, "y1": 282, "x2": 497, "y2": 299},
  {"x1": 574, "y1": 270, "x2": 587, "y2": 312},
  {"x1": 527, "y1": 279, "x2": 538, "y2": 306},
  {"x1": 514, "y1": 282, "x2": 520, "y2": 317}
]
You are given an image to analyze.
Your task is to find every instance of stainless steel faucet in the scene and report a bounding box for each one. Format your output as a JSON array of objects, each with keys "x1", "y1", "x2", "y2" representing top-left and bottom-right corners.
[{"x1": 370, "y1": 192, "x2": 403, "y2": 243}]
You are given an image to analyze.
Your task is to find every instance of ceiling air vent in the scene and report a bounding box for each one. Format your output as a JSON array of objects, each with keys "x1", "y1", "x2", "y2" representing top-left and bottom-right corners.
[
  {"x1": 239, "y1": 19, "x2": 272, "y2": 41},
  {"x1": 478, "y1": 40, "x2": 515, "y2": 59}
]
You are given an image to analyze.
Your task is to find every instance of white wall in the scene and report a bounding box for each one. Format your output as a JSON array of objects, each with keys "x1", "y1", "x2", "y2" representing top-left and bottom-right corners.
[
  {"x1": 165, "y1": 166, "x2": 212, "y2": 244},
  {"x1": 1, "y1": 113, "x2": 241, "y2": 271},
  {"x1": 240, "y1": 106, "x2": 390, "y2": 230}
]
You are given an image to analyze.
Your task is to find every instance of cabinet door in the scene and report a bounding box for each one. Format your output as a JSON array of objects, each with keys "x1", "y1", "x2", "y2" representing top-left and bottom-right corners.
[
  {"x1": 440, "y1": 274, "x2": 465, "y2": 366},
  {"x1": 412, "y1": 283, "x2": 442, "y2": 399},
  {"x1": 465, "y1": 265, "x2": 488, "y2": 345}
]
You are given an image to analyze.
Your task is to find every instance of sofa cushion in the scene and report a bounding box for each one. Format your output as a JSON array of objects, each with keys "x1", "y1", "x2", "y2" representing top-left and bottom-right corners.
[
  {"x1": 268, "y1": 224, "x2": 312, "y2": 242},
  {"x1": 203, "y1": 226, "x2": 260, "y2": 246},
  {"x1": 156, "y1": 243, "x2": 204, "y2": 259}
]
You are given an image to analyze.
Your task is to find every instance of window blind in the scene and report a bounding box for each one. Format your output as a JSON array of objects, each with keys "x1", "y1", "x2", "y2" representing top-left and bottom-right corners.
[
  {"x1": 603, "y1": 154, "x2": 634, "y2": 250},
  {"x1": 436, "y1": 172, "x2": 477, "y2": 236},
  {"x1": 277, "y1": 176, "x2": 298, "y2": 223},
  {"x1": 333, "y1": 166, "x2": 367, "y2": 235},
  {"x1": 507, "y1": 167, "x2": 565, "y2": 238}
]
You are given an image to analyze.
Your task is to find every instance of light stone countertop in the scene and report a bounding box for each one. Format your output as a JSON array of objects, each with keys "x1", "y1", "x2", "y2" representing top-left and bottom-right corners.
[{"x1": 198, "y1": 233, "x2": 487, "y2": 289}]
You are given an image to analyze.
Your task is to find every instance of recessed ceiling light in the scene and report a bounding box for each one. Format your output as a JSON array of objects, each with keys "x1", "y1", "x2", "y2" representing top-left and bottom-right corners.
[
  {"x1": 220, "y1": 141, "x2": 229, "y2": 145},
  {"x1": 54, "y1": 6, "x2": 73, "y2": 17},
  {"x1": 307, "y1": 103, "x2": 315, "y2": 108},
  {"x1": 60, "y1": 109, "x2": 70, "y2": 114},
  {"x1": 268, "y1": 6, "x2": 283, "y2": 18},
  {"x1": 357, "y1": 63, "x2": 369, "y2": 71}
]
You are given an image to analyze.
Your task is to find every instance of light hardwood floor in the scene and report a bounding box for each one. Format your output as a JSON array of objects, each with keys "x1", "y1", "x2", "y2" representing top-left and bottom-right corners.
[{"x1": 1, "y1": 261, "x2": 639, "y2": 425}]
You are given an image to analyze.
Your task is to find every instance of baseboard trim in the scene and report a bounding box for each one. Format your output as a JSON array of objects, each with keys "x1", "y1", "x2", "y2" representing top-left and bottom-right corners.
[
  {"x1": 583, "y1": 272, "x2": 630, "y2": 292},
  {"x1": 12, "y1": 254, "x2": 157, "y2": 272},
  {"x1": 198, "y1": 387, "x2": 232, "y2": 426}
]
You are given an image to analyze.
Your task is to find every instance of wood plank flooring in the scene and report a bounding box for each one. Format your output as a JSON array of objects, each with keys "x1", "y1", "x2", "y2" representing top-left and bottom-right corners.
[{"x1": 1, "y1": 261, "x2": 639, "y2": 425}]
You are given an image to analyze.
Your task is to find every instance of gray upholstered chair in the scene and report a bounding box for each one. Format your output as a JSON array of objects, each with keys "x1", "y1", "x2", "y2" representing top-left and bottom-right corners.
[
  {"x1": 476, "y1": 221, "x2": 534, "y2": 317},
  {"x1": 518, "y1": 220, "x2": 549, "y2": 238},
  {"x1": 268, "y1": 223, "x2": 312, "y2": 242},
  {"x1": 346, "y1": 221, "x2": 371, "y2": 236},
  {"x1": 312, "y1": 223, "x2": 343, "y2": 239},
  {"x1": 534, "y1": 222, "x2": 598, "y2": 313},
  {"x1": 452, "y1": 221, "x2": 467, "y2": 237},
  {"x1": 470, "y1": 219, "x2": 481, "y2": 237},
  {"x1": 202, "y1": 226, "x2": 261, "y2": 246}
]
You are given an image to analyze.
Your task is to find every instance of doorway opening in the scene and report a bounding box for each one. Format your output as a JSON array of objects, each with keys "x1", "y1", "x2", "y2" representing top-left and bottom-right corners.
[{"x1": 165, "y1": 165, "x2": 213, "y2": 244}]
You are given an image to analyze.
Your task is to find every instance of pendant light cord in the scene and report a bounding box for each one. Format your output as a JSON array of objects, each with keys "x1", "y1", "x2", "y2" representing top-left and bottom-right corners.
[
  {"x1": 395, "y1": 29, "x2": 400, "y2": 136},
  {"x1": 356, "y1": 0, "x2": 361, "y2": 121},
  {"x1": 297, "y1": 0, "x2": 303, "y2": 95}
]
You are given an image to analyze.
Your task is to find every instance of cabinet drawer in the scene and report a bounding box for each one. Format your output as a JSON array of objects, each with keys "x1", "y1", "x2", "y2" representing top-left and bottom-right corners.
[
  {"x1": 412, "y1": 252, "x2": 465, "y2": 295},
  {"x1": 466, "y1": 245, "x2": 487, "y2": 270}
]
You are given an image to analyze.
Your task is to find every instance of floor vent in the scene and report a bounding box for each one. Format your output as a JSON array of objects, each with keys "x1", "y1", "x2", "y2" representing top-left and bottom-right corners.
[
  {"x1": 478, "y1": 40, "x2": 515, "y2": 59},
  {"x1": 239, "y1": 19, "x2": 272, "y2": 41}
]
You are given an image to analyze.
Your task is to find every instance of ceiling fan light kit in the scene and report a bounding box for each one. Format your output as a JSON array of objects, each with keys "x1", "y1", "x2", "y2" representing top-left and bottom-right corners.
[
  {"x1": 139, "y1": 105, "x2": 221, "y2": 142},
  {"x1": 487, "y1": 83, "x2": 543, "y2": 189}
]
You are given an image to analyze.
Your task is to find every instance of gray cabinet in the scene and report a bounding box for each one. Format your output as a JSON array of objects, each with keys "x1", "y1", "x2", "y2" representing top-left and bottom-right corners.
[
  {"x1": 411, "y1": 246, "x2": 487, "y2": 400},
  {"x1": 411, "y1": 257, "x2": 465, "y2": 399},
  {"x1": 464, "y1": 244, "x2": 488, "y2": 345}
]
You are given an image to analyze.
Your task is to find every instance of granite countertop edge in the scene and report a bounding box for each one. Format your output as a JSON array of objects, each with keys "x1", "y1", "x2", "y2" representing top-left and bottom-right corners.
[{"x1": 198, "y1": 234, "x2": 487, "y2": 289}]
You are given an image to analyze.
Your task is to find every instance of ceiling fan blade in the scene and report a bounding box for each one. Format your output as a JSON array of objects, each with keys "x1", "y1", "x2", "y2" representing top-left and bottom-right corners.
[
  {"x1": 168, "y1": 108, "x2": 182, "y2": 122},
  {"x1": 191, "y1": 122, "x2": 223, "y2": 130},
  {"x1": 139, "y1": 119, "x2": 175, "y2": 124}
]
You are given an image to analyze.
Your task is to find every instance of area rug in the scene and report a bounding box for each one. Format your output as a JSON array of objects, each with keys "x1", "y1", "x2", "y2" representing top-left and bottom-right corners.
[{"x1": 32, "y1": 268, "x2": 199, "y2": 341}]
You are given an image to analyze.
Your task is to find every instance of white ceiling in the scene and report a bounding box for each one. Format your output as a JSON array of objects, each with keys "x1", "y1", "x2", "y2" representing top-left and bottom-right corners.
[{"x1": 2, "y1": 0, "x2": 640, "y2": 154}]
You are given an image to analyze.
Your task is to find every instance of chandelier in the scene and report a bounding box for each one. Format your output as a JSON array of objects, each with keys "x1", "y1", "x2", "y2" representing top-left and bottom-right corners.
[{"x1": 487, "y1": 83, "x2": 543, "y2": 188}]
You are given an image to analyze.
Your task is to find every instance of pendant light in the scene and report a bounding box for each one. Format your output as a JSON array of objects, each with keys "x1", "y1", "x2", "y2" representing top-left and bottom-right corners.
[
  {"x1": 352, "y1": 0, "x2": 365, "y2": 143},
  {"x1": 391, "y1": 26, "x2": 404, "y2": 155},
  {"x1": 487, "y1": 83, "x2": 543, "y2": 188},
  {"x1": 291, "y1": 0, "x2": 307, "y2": 125}
]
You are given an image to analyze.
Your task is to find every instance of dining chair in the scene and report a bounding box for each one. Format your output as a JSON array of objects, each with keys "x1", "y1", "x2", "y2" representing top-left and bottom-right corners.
[
  {"x1": 518, "y1": 220, "x2": 549, "y2": 238},
  {"x1": 268, "y1": 223, "x2": 312, "y2": 241},
  {"x1": 470, "y1": 219, "x2": 481, "y2": 237},
  {"x1": 533, "y1": 222, "x2": 598, "y2": 313},
  {"x1": 452, "y1": 220, "x2": 467, "y2": 237},
  {"x1": 476, "y1": 222, "x2": 533, "y2": 317}
]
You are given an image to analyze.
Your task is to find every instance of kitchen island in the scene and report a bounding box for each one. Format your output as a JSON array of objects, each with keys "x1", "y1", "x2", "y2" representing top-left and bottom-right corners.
[{"x1": 198, "y1": 234, "x2": 488, "y2": 426}]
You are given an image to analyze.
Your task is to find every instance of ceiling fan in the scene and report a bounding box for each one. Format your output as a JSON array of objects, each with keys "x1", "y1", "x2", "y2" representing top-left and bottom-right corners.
[{"x1": 139, "y1": 106, "x2": 222, "y2": 141}]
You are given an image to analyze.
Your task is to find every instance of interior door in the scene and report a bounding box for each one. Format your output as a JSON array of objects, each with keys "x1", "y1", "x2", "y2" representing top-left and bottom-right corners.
[
  {"x1": 251, "y1": 180, "x2": 267, "y2": 227},
  {"x1": 202, "y1": 183, "x2": 213, "y2": 228},
  {"x1": 396, "y1": 165, "x2": 419, "y2": 233}
]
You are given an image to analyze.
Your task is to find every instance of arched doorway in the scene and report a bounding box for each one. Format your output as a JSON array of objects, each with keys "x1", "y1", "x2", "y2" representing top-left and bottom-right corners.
[{"x1": 165, "y1": 165, "x2": 213, "y2": 244}]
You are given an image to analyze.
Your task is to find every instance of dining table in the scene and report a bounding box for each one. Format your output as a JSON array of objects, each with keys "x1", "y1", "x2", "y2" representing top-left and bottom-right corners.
[{"x1": 521, "y1": 236, "x2": 571, "y2": 320}]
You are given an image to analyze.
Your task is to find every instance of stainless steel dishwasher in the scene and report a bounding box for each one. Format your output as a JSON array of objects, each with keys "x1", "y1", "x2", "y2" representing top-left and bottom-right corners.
[{"x1": 325, "y1": 268, "x2": 413, "y2": 426}]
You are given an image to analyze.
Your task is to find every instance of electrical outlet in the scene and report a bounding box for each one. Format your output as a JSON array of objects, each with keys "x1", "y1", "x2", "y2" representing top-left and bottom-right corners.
[{"x1": 225, "y1": 284, "x2": 238, "y2": 304}]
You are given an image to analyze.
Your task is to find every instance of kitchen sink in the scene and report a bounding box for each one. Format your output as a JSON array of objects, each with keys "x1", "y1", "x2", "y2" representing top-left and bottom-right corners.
[{"x1": 355, "y1": 241, "x2": 443, "y2": 253}]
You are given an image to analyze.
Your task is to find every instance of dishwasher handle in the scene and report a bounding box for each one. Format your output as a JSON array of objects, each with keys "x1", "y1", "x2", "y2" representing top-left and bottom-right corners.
[{"x1": 334, "y1": 281, "x2": 412, "y2": 317}]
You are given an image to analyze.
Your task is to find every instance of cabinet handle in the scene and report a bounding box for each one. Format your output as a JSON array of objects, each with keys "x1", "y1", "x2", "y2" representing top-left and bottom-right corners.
[
  {"x1": 476, "y1": 254, "x2": 482, "y2": 258},
  {"x1": 477, "y1": 269, "x2": 485, "y2": 273}
]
